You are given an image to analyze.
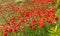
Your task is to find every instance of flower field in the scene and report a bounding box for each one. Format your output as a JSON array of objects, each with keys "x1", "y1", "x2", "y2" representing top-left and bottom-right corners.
[{"x1": 0, "y1": 0, "x2": 60, "y2": 36}]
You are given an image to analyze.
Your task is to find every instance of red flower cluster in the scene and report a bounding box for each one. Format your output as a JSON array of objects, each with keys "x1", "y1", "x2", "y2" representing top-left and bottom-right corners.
[{"x1": 0, "y1": 0, "x2": 59, "y2": 36}]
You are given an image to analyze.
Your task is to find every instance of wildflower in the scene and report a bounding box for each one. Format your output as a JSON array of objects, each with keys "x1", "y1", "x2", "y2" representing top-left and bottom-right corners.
[
  {"x1": 9, "y1": 28, "x2": 13, "y2": 33},
  {"x1": 16, "y1": 22, "x2": 21, "y2": 27},
  {"x1": 0, "y1": 26, "x2": 3, "y2": 30},
  {"x1": 55, "y1": 17, "x2": 59, "y2": 21},
  {"x1": 47, "y1": 8, "x2": 55, "y2": 13},
  {"x1": 29, "y1": 25, "x2": 32, "y2": 28},
  {"x1": 21, "y1": 19, "x2": 28, "y2": 22},
  {"x1": 31, "y1": 20, "x2": 37, "y2": 26},
  {"x1": 4, "y1": 33, "x2": 8, "y2": 36},
  {"x1": 48, "y1": 20, "x2": 53, "y2": 24},
  {"x1": 38, "y1": 20, "x2": 44, "y2": 28},
  {"x1": 13, "y1": 27, "x2": 18, "y2": 32},
  {"x1": 4, "y1": 28, "x2": 9, "y2": 33},
  {"x1": 21, "y1": 26, "x2": 25, "y2": 29}
]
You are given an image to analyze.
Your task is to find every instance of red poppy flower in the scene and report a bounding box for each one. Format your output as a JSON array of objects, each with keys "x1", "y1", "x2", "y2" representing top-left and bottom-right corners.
[
  {"x1": 9, "y1": 28, "x2": 13, "y2": 33},
  {"x1": 13, "y1": 28, "x2": 18, "y2": 32},
  {"x1": 48, "y1": 20, "x2": 53, "y2": 24},
  {"x1": 38, "y1": 21, "x2": 44, "y2": 28},
  {"x1": 21, "y1": 19, "x2": 28, "y2": 22},
  {"x1": 55, "y1": 17, "x2": 59, "y2": 21},
  {"x1": 29, "y1": 24, "x2": 33, "y2": 28},
  {"x1": 4, "y1": 28, "x2": 9, "y2": 33},
  {"x1": 31, "y1": 20, "x2": 37, "y2": 25},
  {"x1": 16, "y1": 22, "x2": 21, "y2": 27},
  {"x1": 0, "y1": 26, "x2": 3, "y2": 30},
  {"x1": 25, "y1": 11, "x2": 32, "y2": 18},
  {"x1": 4, "y1": 33, "x2": 8, "y2": 36},
  {"x1": 21, "y1": 26, "x2": 25, "y2": 29}
]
